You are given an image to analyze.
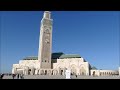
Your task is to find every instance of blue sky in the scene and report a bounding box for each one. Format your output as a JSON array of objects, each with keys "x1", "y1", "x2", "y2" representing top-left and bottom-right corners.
[{"x1": 0, "y1": 11, "x2": 119, "y2": 73}]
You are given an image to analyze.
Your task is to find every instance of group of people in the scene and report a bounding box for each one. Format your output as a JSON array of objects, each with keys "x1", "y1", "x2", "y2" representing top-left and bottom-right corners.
[
  {"x1": 0, "y1": 73, "x2": 24, "y2": 79},
  {"x1": 12, "y1": 74, "x2": 24, "y2": 79}
]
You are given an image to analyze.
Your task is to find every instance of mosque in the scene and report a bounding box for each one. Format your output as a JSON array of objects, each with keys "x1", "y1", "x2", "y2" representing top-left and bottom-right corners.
[{"x1": 12, "y1": 11, "x2": 119, "y2": 76}]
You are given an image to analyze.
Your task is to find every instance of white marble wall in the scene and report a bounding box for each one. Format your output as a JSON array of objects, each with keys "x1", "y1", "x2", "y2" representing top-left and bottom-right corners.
[
  {"x1": 53, "y1": 58, "x2": 89, "y2": 75},
  {"x1": 90, "y1": 70, "x2": 119, "y2": 76},
  {"x1": 12, "y1": 59, "x2": 119, "y2": 76}
]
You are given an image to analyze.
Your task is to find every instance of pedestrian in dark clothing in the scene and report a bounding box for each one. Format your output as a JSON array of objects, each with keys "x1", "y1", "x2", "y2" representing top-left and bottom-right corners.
[
  {"x1": 12, "y1": 74, "x2": 15, "y2": 79},
  {"x1": 0, "y1": 74, "x2": 4, "y2": 79},
  {"x1": 20, "y1": 74, "x2": 24, "y2": 79},
  {"x1": 17, "y1": 74, "x2": 19, "y2": 79},
  {"x1": 0, "y1": 74, "x2": 1, "y2": 79},
  {"x1": 75, "y1": 75, "x2": 77, "y2": 78}
]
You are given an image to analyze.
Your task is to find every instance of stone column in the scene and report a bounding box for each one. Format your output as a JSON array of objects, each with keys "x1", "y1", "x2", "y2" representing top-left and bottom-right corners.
[
  {"x1": 31, "y1": 68, "x2": 35, "y2": 75},
  {"x1": 12, "y1": 68, "x2": 16, "y2": 74},
  {"x1": 26, "y1": 69, "x2": 29, "y2": 75},
  {"x1": 12, "y1": 68, "x2": 15, "y2": 74},
  {"x1": 58, "y1": 68, "x2": 61, "y2": 75},
  {"x1": 23, "y1": 69, "x2": 25, "y2": 75},
  {"x1": 52, "y1": 70, "x2": 54, "y2": 75},
  {"x1": 35, "y1": 69, "x2": 38, "y2": 75},
  {"x1": 24, "y1": 67, "x2": 29, "y2": 75},
  {"x1": 54, "y1": 70, "x2": 58, "y2": 75},
  {"x1": 98, "y1": 70, "x2": 100, "y2": 76},
  {"x1": 48, "y1": 70, "x2": 51, "y2": 75},
  {"x1": 37, "y1": 70, "x2": 39, "y2": 75},
  {"x1": 39, "y1": 70, "x2": 41, "y2": 75},
  {"x1": 63, "y1": 68, "x2": 66, "y2": 76}
]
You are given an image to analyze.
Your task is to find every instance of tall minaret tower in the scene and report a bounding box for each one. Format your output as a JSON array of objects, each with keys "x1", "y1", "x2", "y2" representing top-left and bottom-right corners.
[{"x1": 38, "y1": 11, "x2": 53, "y2": 69}]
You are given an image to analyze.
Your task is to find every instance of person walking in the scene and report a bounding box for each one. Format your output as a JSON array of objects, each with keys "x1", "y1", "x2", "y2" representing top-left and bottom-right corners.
[
  {"x1": 75, "y1": 74, "x2": 77, "y2": 78},
  {"x1": 17, "y1": 74, "x2": 19, "y2": 79},
  {"x1": 0, "y1": 74, "x2": 4, "y2": 79},
  {"x1": 20, "y1": 74, "x2": 24, "y2": 79},
  {"x1": 12, "y1": 74, "x2": 16, "y2": 79}
]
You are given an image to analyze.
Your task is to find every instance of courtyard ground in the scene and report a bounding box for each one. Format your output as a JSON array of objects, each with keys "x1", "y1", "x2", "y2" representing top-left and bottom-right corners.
[{"x1": 2, "y1": 75, "x2": 120, "y2": 79}]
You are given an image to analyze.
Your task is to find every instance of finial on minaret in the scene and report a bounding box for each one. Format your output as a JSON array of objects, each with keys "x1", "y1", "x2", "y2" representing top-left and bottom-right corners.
[{"x1": 43, "y1": 11, "x2": 51, "y2": 19}]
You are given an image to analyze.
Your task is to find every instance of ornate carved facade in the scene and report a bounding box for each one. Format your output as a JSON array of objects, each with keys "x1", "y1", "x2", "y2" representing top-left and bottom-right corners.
[{"x1": 12, "y1": 11, "x2": 119, "y2": 76}]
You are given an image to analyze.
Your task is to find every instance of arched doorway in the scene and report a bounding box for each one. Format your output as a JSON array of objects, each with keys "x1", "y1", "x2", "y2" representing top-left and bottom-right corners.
[
  {"x1": 48, "y1": 70, "x2": 51, "y2": 75},
  {"x1": 80, "y1": 67, "x2": 86, "y2": 75},
  {"x1": 71, "y1": 67, "x2": 77, "y2": 75},
  {"x1": 53, "y1": 70, "x2": 58, "y2": 75},
  {"x1": 70, "y1": 64, "x2": 77, "y2": 75},
  {"x1": 28, "y1": 69, "x2": 31, "y2": 75},
  {"x1": 60, "y1": 70, "x2": 63, "y2": 75},
  {"x1": 58, "y1": 67, "x2": 64, "y2": 75},
  {"x1": 31, "y1": 68, "x2": 35, "y2": 75},
  {"x1": 40, "y1": 70, "x2": 44, "y2": 75}
]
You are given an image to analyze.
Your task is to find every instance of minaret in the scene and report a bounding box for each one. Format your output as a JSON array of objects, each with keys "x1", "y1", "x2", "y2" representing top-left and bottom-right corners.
[{"x1": 38, "y1": 11, "x2": 53, "y2": 69}]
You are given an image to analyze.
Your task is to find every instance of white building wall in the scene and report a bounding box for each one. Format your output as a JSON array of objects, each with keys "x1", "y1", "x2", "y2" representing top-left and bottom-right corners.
[
  {"x1": 53, "y1": 58, "x2": 89, "y2": 75},
  {"x1": 18, "y1": 60, "x2": 40, "y2": 68},
  {"x1": 53, "y1": 58, "x2": 85, "y2": 69},
  {"x1": 90, "y1": 70, "x2": 100, "y2": 76},
  {"x1": 90, "y1": 70, "x2": 119, "y2": 76},
  {"x1": 12, "y1": 60, "x2": 40, "y2": 74}
]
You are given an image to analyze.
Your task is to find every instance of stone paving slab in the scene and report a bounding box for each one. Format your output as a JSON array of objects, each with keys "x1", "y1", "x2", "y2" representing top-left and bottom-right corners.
[{"x1": 2, "y1": 75, "x2": 120, "y2": 79}]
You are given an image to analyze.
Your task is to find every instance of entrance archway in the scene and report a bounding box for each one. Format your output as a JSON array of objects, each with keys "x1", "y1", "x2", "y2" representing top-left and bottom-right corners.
[
  {"x1": 80, "y1": 67, "x2": 86, "y2": 75},
  {"x1": 70, "y1": 64, "x2": 77, "y2": 75},
  {"x1": 71, "y1": 67, "x2": 77, "y2": 75},
  {"x1": 54, "y1": 70, "x2": 58, "y2": 75},
  {"x1": 60, "y1": 70, "x2": 63, "y2": 75},
  {"x1": 28, "y1": 69, "x2": 31, "y2": 75},
  {"x1": 40, "y1": 70, "x2": 44, "y2": 75},
  {"x1": 48, "y1": 70, "x2": 51, "y2": 75}
]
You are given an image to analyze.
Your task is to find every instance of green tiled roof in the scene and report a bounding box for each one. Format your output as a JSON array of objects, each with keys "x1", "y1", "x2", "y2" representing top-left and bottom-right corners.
[
  {"x1": 23, "y1": 56, "x2": 38, "y2": 60},
  {"x1": 52, "y1": 52, "x2": 64, "y2": 59},
  {"x1": 52, "y1": 52, "x2": 81, "y2": 59},
  {"x1": 23, "y1": 52, "x2": 81, "y2": 60},
  {"x1": 59, "y1": 54, "x2": 81, "y2": 59},
  {"x1": 91, "y1": 66, "x2": 97, "y2": 70}
]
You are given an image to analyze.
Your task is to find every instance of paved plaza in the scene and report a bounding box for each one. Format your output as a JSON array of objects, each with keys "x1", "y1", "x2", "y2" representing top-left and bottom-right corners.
[{"x1": 2, "y1": 75, "x2": 120, "y2": 79}]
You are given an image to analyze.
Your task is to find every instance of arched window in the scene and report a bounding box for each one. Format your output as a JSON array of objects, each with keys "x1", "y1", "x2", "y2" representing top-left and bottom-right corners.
[{"x1": 46, "y1": 29, "x2": 50, "y2": 34}]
